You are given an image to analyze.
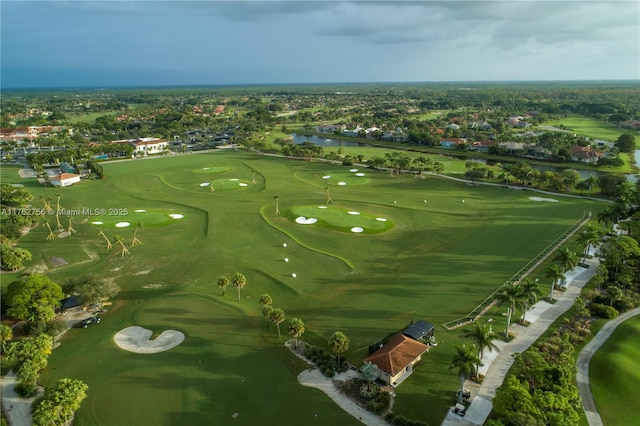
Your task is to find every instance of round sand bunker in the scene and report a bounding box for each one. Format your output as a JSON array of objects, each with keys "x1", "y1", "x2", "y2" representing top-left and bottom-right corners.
[{"x1": 114, "y1": 326, "x2": 185, "y2": 354}]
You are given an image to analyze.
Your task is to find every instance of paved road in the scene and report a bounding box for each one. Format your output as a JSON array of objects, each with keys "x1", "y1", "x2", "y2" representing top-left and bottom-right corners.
[
  {"x1": 441, "y1": 256, "x2": 600, "y2": 426},
  {"x1": 576, "y1": 307, "x2": 640, "y2": 426}
]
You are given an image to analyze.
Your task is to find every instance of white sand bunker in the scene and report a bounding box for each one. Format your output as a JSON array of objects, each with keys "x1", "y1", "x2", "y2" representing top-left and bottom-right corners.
[
  {"x1": 322, "y1": 175, "x2": 331, "y2": 179},
  {"x1": 199, "y1": 182, "x2": 210, "y2": 187},
  {"x1": 356, "y1": 173, "x2": 365, "y2": 176},
  {"x1": 317, "y1": 206, "x2": 328, "y2": 209},
  {"x1": 239, "y1": 183, "x2": 248, "y2": 187},
  {"x1": 351, "y1": 227, "x2": 364, "y2": 233},
  {"x1": 114, "y1": 326, "x2": 185, "y2": 354},
  {"x1": 91, "y1": 221, "x2": 104, "y2": 225},
  {"x1": 295, "y1": 217, "x2": 318, "y2": 224},
  {"x1": 338, "y1": 182, "x2": 347, "y2": 186},
  {"x1": 376, "y1": 218, "x2": 388, "y2": 222},
  {"x1": 169, "y1": 214, "x2": 184, "y2": 219},
  {"x1": 529, "y1": 197, "x2": 559, "y2": 203},
  {"x1": 350, "y1": 169, "x2": 358, "y2": 172},
  {"x1": 115, "y1": 222, "x2": 131, "y2": 228},
  {"x1": 348, "y1": 211, "x2": 360, "y2": 215},
  {"x1": 135, "y1": 209, "x2": 146, "y2": 212},
  {"x1": 229, "y1": 178, "x2": 239, "y2": 181}
]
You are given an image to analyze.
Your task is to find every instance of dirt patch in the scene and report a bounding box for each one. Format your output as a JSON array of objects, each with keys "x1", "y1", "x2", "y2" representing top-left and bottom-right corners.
[{"x1": 114, "y1": 326, "x2": 185, "y2": 354}]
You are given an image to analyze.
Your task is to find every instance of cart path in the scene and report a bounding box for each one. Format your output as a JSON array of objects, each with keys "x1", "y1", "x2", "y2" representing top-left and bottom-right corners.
[
  {"x1": 441, "y1": 255, "x2": 600, "y2": 426},
  {"x1": 576, "y1": 307, "x2": 640, "y2": 426}
]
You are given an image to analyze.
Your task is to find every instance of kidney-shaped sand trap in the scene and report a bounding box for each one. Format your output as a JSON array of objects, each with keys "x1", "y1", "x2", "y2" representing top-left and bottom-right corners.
[{"x1": 114, "y1": 326, "x2": 185, "y2": 354}]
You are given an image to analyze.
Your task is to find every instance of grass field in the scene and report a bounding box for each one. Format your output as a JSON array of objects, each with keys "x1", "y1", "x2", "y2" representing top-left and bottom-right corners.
[
  {"x1": 590, "y1": 315, "x2": 640, "y2": 426},
  {"x1": 546, "y1": 114, "x2": 637, "y2": 145},
  {"x1": 1, "y1": 151, "x2": 607, "y2": 425}
]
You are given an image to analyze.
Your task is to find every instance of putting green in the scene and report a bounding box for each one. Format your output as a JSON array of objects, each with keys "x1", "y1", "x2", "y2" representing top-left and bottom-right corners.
[
  {"x1": 285, "y1": 205, "x2": 393, "y2": 234},
  {"x1": 191, "y1": 166, "x2": 232, "y2": 174},
  {"x1": 89, "y1": 209, "x2": 185, "y2": 228}
]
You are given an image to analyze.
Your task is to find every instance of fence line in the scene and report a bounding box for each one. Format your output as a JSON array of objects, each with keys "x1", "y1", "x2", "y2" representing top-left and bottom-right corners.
[{"x1": 442, "y1": 212, "x2": 591, "y2": 331}]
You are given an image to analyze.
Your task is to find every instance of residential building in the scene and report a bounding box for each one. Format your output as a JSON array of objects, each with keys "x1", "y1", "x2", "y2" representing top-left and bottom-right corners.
[{"x1": 364, "y1": 333, "x2": 430, "y2": 387}]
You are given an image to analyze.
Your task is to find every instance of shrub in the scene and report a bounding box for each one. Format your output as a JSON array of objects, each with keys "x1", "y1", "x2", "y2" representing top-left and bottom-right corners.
[
  {"x1": 588, "y1": 303, "x2": 619, "y2": 319},
  {"x1": 323, "y1": 368, "x2": 335, "y2": 377},
  {"x1": 45, "y1": 319, "x2": 68, "y2": 337}
]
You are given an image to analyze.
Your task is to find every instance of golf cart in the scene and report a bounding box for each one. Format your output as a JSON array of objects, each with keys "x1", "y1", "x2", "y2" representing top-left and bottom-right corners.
[{"x1": 452, "y1": 403, "x2": 466, "y2": 417}]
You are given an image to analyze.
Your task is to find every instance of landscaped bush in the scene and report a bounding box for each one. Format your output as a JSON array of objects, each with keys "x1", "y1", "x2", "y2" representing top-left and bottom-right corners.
[
  {"x1": 385, "y1": 412, "x2": 429, "y2": 426},
  {"x1": 339, "y1": 378, "x2": 392, "y2": 414},
  {"x1": 304, "y1": 346, "x2": 338, "y2": 377},
  {"x1": 588, "y1": 303, "x2": 619, "y2": 319}
]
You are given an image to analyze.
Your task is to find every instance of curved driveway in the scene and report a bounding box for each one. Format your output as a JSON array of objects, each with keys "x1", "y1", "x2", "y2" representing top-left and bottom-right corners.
[{"x1": 576, "y1": 307, "x2": 640, "y2": 426}]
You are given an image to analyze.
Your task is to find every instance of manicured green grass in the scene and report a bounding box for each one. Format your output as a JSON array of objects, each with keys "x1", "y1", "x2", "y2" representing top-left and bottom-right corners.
[
  {"x1": 546, "y1": 114, "x2": 634, "y2": 144},
  {"x1": 590, "y1": 315, "x2": 640, "y2": 426},
  {"x1": 3, "y1": 151, "x2": 607, "y2": 425}
]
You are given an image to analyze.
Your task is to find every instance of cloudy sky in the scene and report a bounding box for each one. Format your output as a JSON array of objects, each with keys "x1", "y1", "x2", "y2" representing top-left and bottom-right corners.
[{"x1": 1, "y1": 0, "x2": 638, "y2": 88}]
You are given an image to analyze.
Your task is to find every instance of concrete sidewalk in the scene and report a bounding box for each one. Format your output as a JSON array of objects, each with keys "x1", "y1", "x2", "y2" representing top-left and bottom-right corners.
[{"x1": 441, "y1": 256, "x2": 600, "y2": 426}]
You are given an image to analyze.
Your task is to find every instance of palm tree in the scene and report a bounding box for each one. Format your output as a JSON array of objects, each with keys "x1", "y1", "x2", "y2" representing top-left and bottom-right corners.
[
  {"x1": 328, "y1": 331, "x2": 350, "y2": 367},
  {"x1": 287, "y1": 317, "x2": 305, "y2": 348},
  {"x1": 433, "y1": 161, "x2": 444, "y2": 176},
  {"x1": 519, "y1": 278, "x2": 541, "y2": 324},
  {"x1": 554, "y1": 247, "x2": 579, "y2": 272},
  {"x1": 359, "y1": 361, "x2": 379, "y2": 392},
  {"x1": 232, "y1": 272, "x2": 246, "y2": 302},
  {"x1": 585, "y1": 175, "x2": 598, "y2": 198},
  {"x1": 217, "y1": 276, "x2": 229, "y2": 296},
  {"x1": 597, "y1": 208, "x2": 616, "y2": 232},
  {"x1": 269, "y1": 308, "x2": 285, "y2": 337},
  {"x1": 43, "y1": 221, "x2": 55, "y2": 240},
  {"x1": 259, "y1": 294, "x2": 272, "y2": 307},
  {"x1": 496, "y1": 282, "x2": 524, "y2": 338},
  {"x1": 460, "y1": 323, "x2": 499, "y2": 377},
  {"x1": 577, "y1": 225, "x2": 601, "y2": 262},
  {"x1": 98, "y1": 230, "x2": 112, "y2": 249},
  {"x1": 274, "y1": 195, "x2": 280, "y2": 215},
  {"x1": 131, "y1": 222, "x2": 143, "y2": 247},
  {"x1": 262, "y1": 306, "x2": 274, "y2": 328},
  {"x1": 449, "y1": 344, "x2": 481, "y2": 404},
  {"x1": 544, "y1": 264, "x2": 565, "y2": 301},
  {"x1": 114, "y1": 235, "x2": 130, "y2": 257}
]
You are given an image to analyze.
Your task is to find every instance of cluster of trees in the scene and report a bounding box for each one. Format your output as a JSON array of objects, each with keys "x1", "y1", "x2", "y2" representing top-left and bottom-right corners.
[
  {"x1": 32, "y1": 378, "x2": 88, "y2": 426},
  {"x1": 4, "y1": 333, "x2": 54, "y2": 396},
  {"x1": 1, "y1": 184, "x2": 37, "y2": 270},
  {"x1": 491, "y1": 334, "x2": 582, "y2": 425}
]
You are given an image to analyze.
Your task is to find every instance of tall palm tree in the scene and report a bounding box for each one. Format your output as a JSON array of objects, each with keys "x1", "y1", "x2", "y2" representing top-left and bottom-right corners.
[
  {"x1": 585, "y1": 175, "x2": 598, "y2": 198},
  {"x1": 496, "y1": 282, "x2": 524, "y2": 338},
  {"x1": 519, "y1": 278, "x2": 541, "y2": 324},
  {"x1": 274, "y1": 195, "x2": 280, "y2": 215},
  {"x1": 449, "y1": 344, "x2": 481, "y2": 404},
  {"x1": 114, "y1": 235, "x2": 130, "y2": 257},
  {"x1": 328, "y1": 331, "x2": 350, "y2": 366},
  {"x1": 544, "y1": 264, "x2": 565, "y2": 301},
  {"x1": 269, "y1": 308, "x2": 286, "y2": 337},
  {"x1": 217, "y1": 276, "x2": 229, "y2": 296},
  {"x1": 288, "y1": 318, "x2": 305, "y2": 348},
  {"x1": 577, "y1": 225, "x2": 601, "y2": 262},
  {"x1": 460, "y1": 323, "x2": 499, "y2": 377},
  {"x1": 232, "y1": 272, "x2": 246, "y2": 302},
  {"x1": 554, "y1": 247, "x2": 579, "y2": 272}
]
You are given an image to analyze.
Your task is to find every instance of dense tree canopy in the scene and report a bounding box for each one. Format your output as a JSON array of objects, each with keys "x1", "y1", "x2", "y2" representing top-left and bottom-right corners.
[{"x1": 6, "y1": 274, "x2": 64, "y2": 326}]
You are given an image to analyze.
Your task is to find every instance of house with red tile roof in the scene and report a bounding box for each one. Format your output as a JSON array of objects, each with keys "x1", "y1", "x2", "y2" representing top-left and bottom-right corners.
[
  {"x1": 364, "y1": 333, "x2": 429, "y2": 387},
  {"x1": 569, "y1": 145, "x2": 606, "y2": 164},
  {"x1": 49, "y1": 173, "x2": 81, "y2": 187}
]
